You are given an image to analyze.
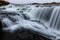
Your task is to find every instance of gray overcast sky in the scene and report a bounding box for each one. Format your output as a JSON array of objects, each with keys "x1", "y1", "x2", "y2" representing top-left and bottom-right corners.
[{"x1": 5, "y1": 0, "x2": 60, "y2": 4}]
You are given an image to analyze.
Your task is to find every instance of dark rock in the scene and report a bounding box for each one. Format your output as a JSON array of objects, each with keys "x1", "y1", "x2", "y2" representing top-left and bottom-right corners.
[
  {"x1": 0, "y1": 0, "x2": 9, "y2": 6},
  {"x1": 1, "y1": 28, "x2": 51, "y2": 40}
]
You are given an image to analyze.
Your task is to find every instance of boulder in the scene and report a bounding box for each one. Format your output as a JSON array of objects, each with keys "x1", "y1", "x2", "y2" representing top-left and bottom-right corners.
[{"x1": 0, "y1": 0, "x2": 9, "y2": 6}]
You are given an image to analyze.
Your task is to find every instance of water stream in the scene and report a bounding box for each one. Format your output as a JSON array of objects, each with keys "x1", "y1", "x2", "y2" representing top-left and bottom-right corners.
[{"x1": 0, "y1": 5, "x2": 60, "y2": 40}]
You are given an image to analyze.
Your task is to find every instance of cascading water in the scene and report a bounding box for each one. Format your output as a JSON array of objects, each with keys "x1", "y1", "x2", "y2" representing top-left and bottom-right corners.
[
  {"x1": 36, "y1": 7, "x2": 54, "y2": 27},
  {"x1": 49, "y1": 7, "x2": 60, "y2": 30},
  {"x1": 2, "y1": 18, "x2": 14, "y2": 27},
  {"x1": 27, "y1": 7, "x2": 54, "y2": 27},
  {"x1": 1, "y1": 5, "x2": 60, "y2": 40}
]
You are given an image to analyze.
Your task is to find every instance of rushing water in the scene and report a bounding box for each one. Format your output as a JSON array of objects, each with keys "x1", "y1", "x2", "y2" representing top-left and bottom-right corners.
[
  {"x1": 49, "y1": 7, "x2": 60, "y2": 30},
  {"x1": 1, "y1": 5, "x2": 60, "y2": 40}
]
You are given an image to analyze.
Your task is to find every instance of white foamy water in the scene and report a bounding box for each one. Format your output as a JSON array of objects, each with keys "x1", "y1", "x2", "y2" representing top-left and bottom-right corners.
[{"x1": 1, "y1": 5, "x2": 60, "y2": 40}]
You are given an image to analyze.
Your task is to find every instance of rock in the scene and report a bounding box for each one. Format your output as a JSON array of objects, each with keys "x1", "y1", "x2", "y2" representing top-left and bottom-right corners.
[
  {"x1": 0, "y1": 0, "x2": 9, "y2": 6},
  {"x1": 1, "y1": 28, "x2": 51, "y2": 40}
]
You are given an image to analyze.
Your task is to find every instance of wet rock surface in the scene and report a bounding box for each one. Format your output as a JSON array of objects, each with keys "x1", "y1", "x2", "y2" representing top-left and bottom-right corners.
[{"x1": 1, "y1": 28, "x2": 50, "y2": 40}]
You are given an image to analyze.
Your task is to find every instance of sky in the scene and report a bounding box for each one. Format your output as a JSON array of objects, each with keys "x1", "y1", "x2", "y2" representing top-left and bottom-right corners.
[{"x1": 5, "y1": 0, "x2": 60, "y2": 4}]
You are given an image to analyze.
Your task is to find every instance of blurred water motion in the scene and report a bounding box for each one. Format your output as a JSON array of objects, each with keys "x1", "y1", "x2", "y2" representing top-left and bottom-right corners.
[{"x1": 1, "y1": 4, "x2": 60, "y2": 40}]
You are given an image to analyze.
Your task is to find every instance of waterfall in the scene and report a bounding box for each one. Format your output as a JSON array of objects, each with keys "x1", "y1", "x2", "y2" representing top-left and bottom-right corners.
[
  {"x1": 24, "y1": 7, "x2": 41, "y2": 20},
  {"x1": 1, "y1": 5, "x2": 60, "y2": 40},
  {"x1": 27, "y1": 7, "x2": 54, "y2": 27},
  {"x1": 37, "y1": 7, "x2": 54, "y2": 27},
  {"x1": 0, "y1": 11, "x2": 24, "y2": 28},
  {"x1": 1, "y1": 18, "x2": 14, "y2": 27},
  {"x1": 49, "y1": 7, "x2": 60, "y2": 30}
]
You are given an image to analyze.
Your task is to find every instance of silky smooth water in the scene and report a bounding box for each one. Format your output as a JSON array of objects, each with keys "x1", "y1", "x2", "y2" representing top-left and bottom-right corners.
[{"x1": 1, "y1": 5, "x2": 60, "y2": 40}]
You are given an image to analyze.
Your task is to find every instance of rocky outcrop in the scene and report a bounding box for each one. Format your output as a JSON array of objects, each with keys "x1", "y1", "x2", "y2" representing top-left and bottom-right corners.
[
  {"x1": 1, "y1": 28, "x2": 50, "y2": 40},
  {"x1": 0, "y1": 0, "x2": 9, "y2": 6}
]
